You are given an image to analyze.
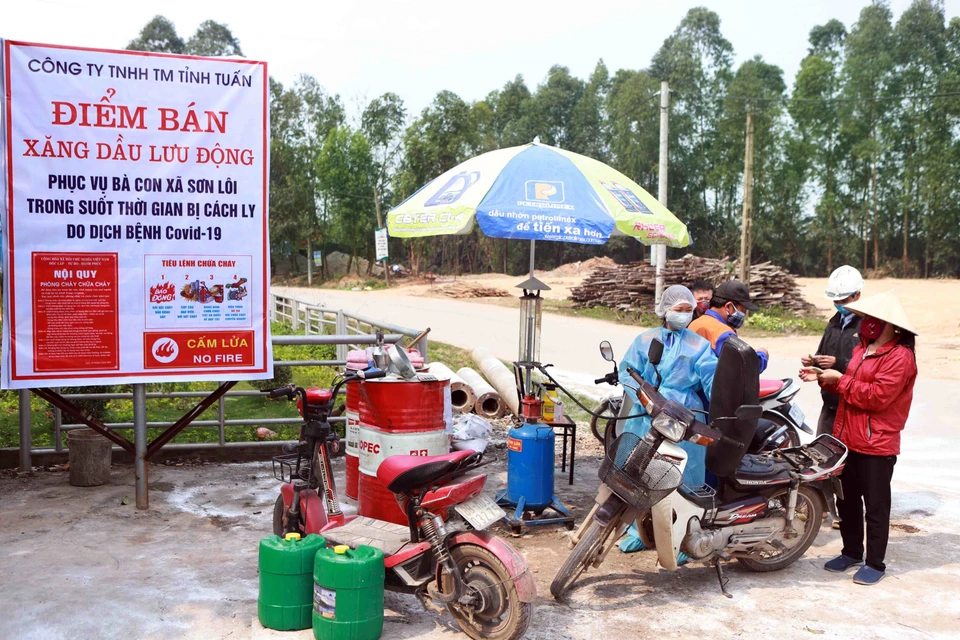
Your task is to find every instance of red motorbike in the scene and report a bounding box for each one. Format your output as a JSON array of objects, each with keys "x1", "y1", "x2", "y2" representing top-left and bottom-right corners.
[{"x1": 264, "y1": 373, "x2": 535, "y2": 640}]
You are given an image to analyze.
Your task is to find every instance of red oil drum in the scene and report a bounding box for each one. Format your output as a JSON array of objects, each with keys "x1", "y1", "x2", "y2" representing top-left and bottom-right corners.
[
  {"x1": 344, "y1": 381, "x2": 362, "y2": 500},
  {"x1": 356, "y1": 378, "x2": 451, "y2": 525},
  {"x1": 344, "y1": 350, "x2": 369, "y2": 500},
  {"x1": 358, "y1": 378, "x2": 449, "y2": 432}
]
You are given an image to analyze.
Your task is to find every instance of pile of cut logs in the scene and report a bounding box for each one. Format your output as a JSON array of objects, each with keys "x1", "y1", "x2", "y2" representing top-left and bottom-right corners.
[
  {"x1": 569, "y1": 254, "x2": 815, "y2": 313},
  {"x1": 435, "y1": 282, "x2": 511, "y2": 299}
]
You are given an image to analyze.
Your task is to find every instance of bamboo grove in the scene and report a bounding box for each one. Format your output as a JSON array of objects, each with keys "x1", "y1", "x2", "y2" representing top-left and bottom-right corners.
[{"x1": 128, "y1": 2, "x2": 960, "y2": 279}]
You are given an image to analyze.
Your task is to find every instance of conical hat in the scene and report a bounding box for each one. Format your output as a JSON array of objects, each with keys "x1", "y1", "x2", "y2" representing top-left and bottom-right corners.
[{"x1": 843, "y1": 290, "x2": 917, "y2": 335}]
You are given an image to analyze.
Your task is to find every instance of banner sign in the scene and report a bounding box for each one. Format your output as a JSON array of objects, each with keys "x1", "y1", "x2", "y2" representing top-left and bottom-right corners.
[
  {"x1": 313, "y1": 250, "x2": 322, "y2": 267},
  {"x1": 0, "y1": 41, "x2": 272, "y2": 388},
  {"x1": 375, "y1": 227, "x2": 388, "y2": 262}
]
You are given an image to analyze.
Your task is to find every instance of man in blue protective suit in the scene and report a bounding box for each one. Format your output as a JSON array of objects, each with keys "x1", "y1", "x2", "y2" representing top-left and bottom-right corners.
[{"x1": 616, "y1": 285, "x2": 717, "y2": 557}]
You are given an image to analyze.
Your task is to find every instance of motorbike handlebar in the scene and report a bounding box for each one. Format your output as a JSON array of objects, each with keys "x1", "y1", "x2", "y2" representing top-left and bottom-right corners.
[
  {"x1": 594, "y1": 371, "x2": 618, "y2": 385},
  {"x1": 359, "y1": 369, "x2": 387, "y2": 380},
  {"x1": 264, "y1": 385, "x2": 295, "y2": 400}
]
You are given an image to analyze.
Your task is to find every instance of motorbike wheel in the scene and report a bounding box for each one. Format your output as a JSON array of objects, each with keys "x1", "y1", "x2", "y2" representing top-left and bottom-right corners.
[
  {"x1": 737, "y1": 485, "x2": 824, "y2": 572},
  {"x1": 550, "y1": 516, "x2": 622, "y2": 600},
  {"x1": 272, "y1": 495, "x2": 285, "y2": 536},
  {"x1": 590, "y1": 399, "x2": 622, "y2": 454},
  {"x1": 763, "y1": 411, "x2": 801, "y2": 447},
  {"x1": 590, "y1": 399, "x2": 612, "y2": 444},
  {"x1": 440, "y1": 544, "x2": 531, "y2": 640},
  {"x1": 272, "y1": 495, "x2": 304, "y2": 537}
]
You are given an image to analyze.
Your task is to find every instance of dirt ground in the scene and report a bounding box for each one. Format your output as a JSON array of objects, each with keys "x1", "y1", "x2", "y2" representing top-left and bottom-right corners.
[{"x1": 2, "y1": 434, "x2": 957, "y2": 640}]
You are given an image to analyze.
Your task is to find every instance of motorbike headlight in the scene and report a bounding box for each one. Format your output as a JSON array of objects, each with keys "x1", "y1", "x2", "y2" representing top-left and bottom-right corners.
[{"x1": 652, "y1": 413, "x2": 686, "y2": 442}]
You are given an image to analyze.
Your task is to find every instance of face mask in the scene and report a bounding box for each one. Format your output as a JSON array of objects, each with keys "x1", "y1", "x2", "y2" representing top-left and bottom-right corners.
[
  {"x1": 666, "y1": 310, "x2": 693, "y2": 330},
  {"x1": 834, "y1": 303, "x2": 852, "y2": 316},
  {"x1": 726, "y1": 306, "x2": 746, "y2": 329},
  {"x1": 860, "y1": 317, "x2": 887, "y2": 341},
  {"x1": 696, "y1": 300, "x2": 710, "y2": 316}
]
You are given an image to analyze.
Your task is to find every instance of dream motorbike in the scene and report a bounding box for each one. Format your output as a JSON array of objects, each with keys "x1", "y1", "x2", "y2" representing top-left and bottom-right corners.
[
  {"x1": 264, "y1": 363, "x2": 534, "y2": 640},
  {"x1": 550, "y1": 336, "x2": 847, "y2": 600},
  {"x1": 590, "y1": 347, "x2": 812, "y2": 452}
]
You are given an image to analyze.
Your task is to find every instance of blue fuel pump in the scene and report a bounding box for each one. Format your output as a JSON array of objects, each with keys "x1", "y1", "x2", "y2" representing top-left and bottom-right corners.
[{"x1": 495, "y1": 283, "x2": 575, "y2": 532}]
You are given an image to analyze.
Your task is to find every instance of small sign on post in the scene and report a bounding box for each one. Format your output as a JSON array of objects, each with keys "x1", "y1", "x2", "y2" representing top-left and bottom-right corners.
[
  {"x1": 313, "y1": 251, "x2": 323, "y2": 267},
  {"x1": 375, "y1": 228, "x2": 389, "y2": 262}
]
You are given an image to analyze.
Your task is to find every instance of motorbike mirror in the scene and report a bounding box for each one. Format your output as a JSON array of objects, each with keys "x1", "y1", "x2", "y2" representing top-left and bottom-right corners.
[
  {"x1": 735, "y1": 405, "x2": 763, "y2": 421},
  {"x1": 599, "y1": 340, "x2": 615, "y2": 362},
  {"x1": 648, "y1": 339, "x2": 664, "y2": 366}
]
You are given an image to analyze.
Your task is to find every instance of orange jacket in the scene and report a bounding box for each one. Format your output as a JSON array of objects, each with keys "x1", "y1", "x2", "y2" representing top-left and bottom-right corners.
[
  {"x1": 689, "y1": 312, "x2": 733, "y2": 351},
  {"x1": 689, "y1": 310, "x2": 769, "y2": 372}
]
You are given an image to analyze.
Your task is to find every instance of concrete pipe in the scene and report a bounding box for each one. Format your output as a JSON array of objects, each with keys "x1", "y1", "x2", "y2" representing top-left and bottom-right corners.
[
  {"x1": 426, "y1": 362, "x2": 476, "y2": 415},
  {"x1": 456, "y1": 367, "x2": 505, "y2": 419},
  {"x1": 470, "y1": 347, "x2": 520, "y2": 416}
]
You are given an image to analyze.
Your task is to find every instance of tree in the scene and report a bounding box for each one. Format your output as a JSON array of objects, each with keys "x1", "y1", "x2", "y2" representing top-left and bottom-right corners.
[
  {"x1": 714, "y1": 57, "x2": 802, "y2": 269},
  {"x1": 185, "y1": 20, "x2": 244, "y2": 57},
  {"x1": 128, "y1": 16, "x2": 243, "y2": 58},
  {"x1": 890, "y1": 0, "x2": 948, "y2": 275},
  {"x1": 528, "y1": 65, "x2": 585, "y2": 149},
  {"x1": 317, "y1": 127, "x2": 377, "y2": 271},
  {"x1": 841, "y1": 1, "x2": 895, "y2": 270},
  {"x1": 487, "y1": 75, "x2": 537, "y2": 147},
  {"x1": 269, "y1": 76, "x2": 345, "y2": 275},
  {"x1": 362, "y1": 93, "x2": 407, "y2": 266},
  {"x1": 791, "y1": 20, "x2": 849, "y2": 272},
  {"x1": 652, "y1": 7, "x2": 735, "y2": 254},
  {"x1": 126, "y1": 16, "x2": 185, "y2": 53},
  {"x1": 569, "y1": 60, "x2": 611, "y2": 159},
  {"x1": 394, "y1": 91, "x2": 483, "y2": 274}
]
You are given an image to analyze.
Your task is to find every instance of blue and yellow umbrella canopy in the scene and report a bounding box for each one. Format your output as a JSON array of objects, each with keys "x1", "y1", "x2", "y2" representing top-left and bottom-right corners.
[{"x1": 388, "y1": 140, "x2": 690, "y2": 248}]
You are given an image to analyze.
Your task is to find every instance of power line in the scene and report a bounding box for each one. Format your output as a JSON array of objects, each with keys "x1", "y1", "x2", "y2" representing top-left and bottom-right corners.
[{"x1": 674, "y1": 90, "x2": 960, "y2": 105}]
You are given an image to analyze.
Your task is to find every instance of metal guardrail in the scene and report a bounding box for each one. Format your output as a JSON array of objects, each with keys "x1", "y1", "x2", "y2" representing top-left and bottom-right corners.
[
  {"x1": 267, "y1": 294, "x2": 429, "y2": 361},
  {"x1": 16, "y1": 298, "x2": 427, "y2": 466}
]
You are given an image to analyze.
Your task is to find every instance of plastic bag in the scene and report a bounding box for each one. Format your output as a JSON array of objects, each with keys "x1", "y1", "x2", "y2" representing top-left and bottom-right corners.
[
  {"x1": 453, "y1": 414, "x2": 493, "y2": 441},
  {"x1": 451, "y1": 414, "x2": 493, "y2": 452}
]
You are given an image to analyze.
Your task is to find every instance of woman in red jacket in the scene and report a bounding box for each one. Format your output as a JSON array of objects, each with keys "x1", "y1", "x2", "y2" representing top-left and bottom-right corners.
[{"x1": 799, "y1": 290, "x2": 917, "y2": 586}]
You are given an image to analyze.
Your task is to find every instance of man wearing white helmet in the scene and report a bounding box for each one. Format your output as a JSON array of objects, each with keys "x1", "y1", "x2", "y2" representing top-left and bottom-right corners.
[{"x1": 801, "y1": 265, "x2": 864, "y2": 525}]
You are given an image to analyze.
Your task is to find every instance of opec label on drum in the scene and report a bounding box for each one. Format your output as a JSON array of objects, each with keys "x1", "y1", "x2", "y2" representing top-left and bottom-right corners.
[
  {"x1": 0, "y1": 40, "x2": 272, "y2": 388},
  {"x1": 357, "y1": 426, "x2": 449, "y2": 474}
]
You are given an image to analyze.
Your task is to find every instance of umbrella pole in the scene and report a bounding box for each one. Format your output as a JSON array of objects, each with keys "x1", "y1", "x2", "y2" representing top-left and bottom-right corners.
[{"x1": 528, "y1": 239, "x2": 535, "y2": 279}]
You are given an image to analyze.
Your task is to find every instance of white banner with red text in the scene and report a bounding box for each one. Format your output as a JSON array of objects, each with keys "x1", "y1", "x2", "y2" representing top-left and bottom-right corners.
[{"x1": 1, "y1": 40, "x2": 272, "y2": 388}]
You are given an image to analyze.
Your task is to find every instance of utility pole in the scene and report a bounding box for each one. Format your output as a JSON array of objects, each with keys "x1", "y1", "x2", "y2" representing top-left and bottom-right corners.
[
  {"x1": 739, "y1": 103, "x2": 755, "y2": 283},
  {"x1": 373, "y1": 185, "x2": 390, "y2": 287},
  {"x1": 655, "y1": 80, "x2": 669, "y2": 305},
  {"x1": 306, "y1": 237, "x2": 312, "y2": 286}
]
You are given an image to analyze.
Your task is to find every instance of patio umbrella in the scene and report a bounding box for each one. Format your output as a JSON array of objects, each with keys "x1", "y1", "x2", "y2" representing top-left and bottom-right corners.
[{"x1": 388, "y1": 139, "x2": 689, "y2": 249}]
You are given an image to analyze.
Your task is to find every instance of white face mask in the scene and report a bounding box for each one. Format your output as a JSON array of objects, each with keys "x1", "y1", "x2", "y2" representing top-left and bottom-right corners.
[{"x1": 666, "y1": 310, "x2": 693, "y2": 331}]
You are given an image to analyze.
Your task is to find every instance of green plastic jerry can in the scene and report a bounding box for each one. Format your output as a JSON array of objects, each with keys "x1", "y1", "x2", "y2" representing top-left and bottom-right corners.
[
  {"x1": 313, "y1": 544, "x2": 385, "y2": 640},
  {"x1": 258, "y1": 532, "x2": 326, "y2": 631}
]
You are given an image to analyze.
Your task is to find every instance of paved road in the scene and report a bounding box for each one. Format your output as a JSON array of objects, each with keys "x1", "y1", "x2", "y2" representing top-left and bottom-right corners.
[
  {"x1": 273, "y1": 285, "x2": 829, "y2": 413},
  {"x1": 273, "y1": 285, "x2": 637, "y2": 397}
]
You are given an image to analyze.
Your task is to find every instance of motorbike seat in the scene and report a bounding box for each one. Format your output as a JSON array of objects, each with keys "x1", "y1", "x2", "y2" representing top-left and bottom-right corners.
[
  {"x1": 731, "y1": 454, "x2": 792, "y2": 487},
  {"x1": 758, "y1": 379, "x2": 785, "y2": 398},
  {"x1": 378, "y1": 450, "x2": 475, "y2": 493}
]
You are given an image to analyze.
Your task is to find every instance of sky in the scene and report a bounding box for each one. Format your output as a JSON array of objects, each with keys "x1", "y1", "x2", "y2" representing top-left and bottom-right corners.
[{"x1": 5, "y1": 0, "x2": 960, "y2": 121}]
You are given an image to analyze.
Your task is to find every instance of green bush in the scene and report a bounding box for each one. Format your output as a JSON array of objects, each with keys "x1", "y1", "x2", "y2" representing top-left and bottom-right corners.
[
  {"x1": 60, "y1": 385, "x2": 117, "y2": 422},
  {"x1": 248, "y1": 365, "x2": 294, "y2": 391},
  {"x1": 745, "y1": 307, "x2": 827, "y2": 335}
]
